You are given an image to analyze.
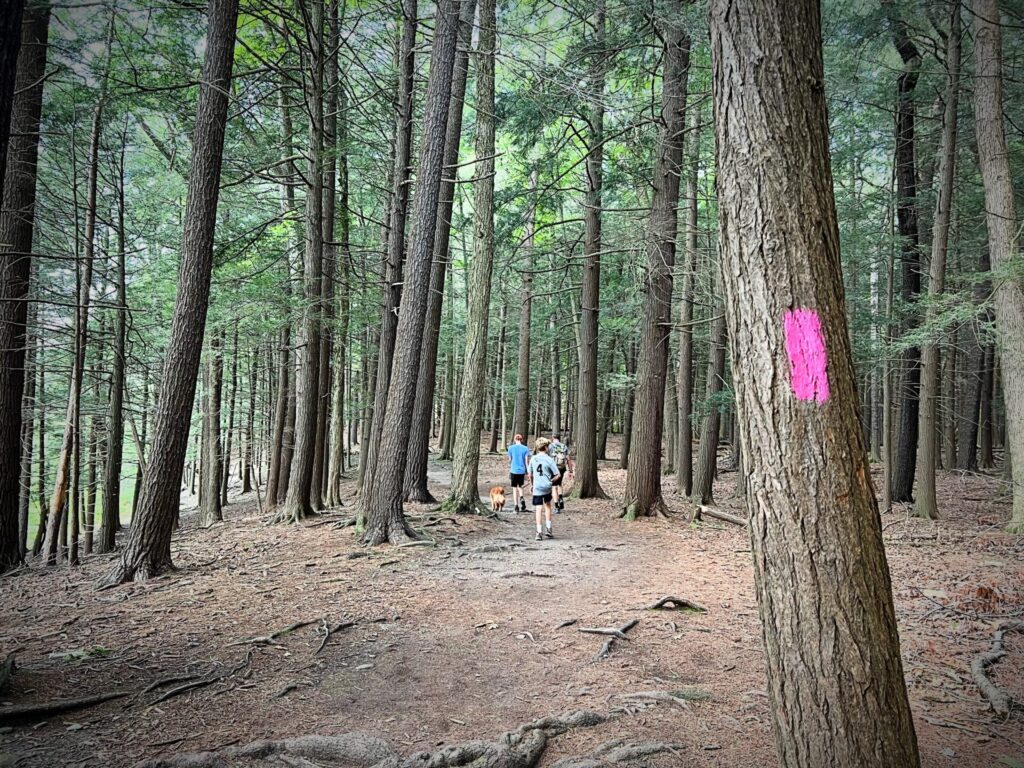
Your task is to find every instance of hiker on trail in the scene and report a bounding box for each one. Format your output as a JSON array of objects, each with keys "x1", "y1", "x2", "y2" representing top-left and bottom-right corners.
[
  {"x1": 528, "y1": 437, "x2": 561, "y2": 540},
  {"x1": 507, "y1": 433, "x2": 531, "y2": 513},
  {"x1": 549, "y1": 433, "x2": 573, "y2": 512}
]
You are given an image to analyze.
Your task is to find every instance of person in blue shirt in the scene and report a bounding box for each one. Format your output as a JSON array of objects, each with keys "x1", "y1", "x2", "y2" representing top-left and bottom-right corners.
[
  {"x1": 506, "y1": 433, "x2": 531, "y2": 513},
  {"x1": 528, "y1": 438, "x2": 561, "y2": 540}
]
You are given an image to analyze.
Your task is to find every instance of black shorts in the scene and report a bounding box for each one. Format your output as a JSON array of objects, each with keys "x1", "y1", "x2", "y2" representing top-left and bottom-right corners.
[
  {"x1": 552, "y1": 472, "x2": 564, "y2": 487},
  {"x1": 533, "y1": 492, "x2": 552, "y2": 506},
  {"x1": 510, "y1": 473, "x2": 526, "y2": 488}
]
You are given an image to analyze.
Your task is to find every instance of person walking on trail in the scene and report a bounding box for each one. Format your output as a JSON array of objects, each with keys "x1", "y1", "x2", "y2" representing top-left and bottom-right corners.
[
  {"x1": 549, "y1": 433, "x2": 573, "y2": 512},
  {"x1": 529, "y1": 437, "x2": 561, "y2": 540},
  {"x1": 507, "y1": 433, "x2": 531, "y2": 513}
]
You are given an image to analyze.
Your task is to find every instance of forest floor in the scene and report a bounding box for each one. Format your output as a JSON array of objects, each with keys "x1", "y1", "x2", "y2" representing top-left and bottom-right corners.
[{"x1": 1, "y1": 442, "x2": 1023, "y2": 768}]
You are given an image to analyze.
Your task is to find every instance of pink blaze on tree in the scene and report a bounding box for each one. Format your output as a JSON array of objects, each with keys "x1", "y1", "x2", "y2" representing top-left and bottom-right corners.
[{"x1": 784, "y1": 308, "x2": 829, "y2": 403}]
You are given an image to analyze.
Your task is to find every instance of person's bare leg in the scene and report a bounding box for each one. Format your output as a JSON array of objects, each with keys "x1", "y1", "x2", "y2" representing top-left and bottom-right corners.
[
  {"x1": 534, "y1": 500, "x2": 543, "y2": 539},
  {"x1": 544, "y1": 500, "x2": 553, "y2": 537}
]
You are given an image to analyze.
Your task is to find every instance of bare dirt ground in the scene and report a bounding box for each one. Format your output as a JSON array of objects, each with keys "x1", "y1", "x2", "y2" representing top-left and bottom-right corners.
[{"x1": 1, "y1": 440, "x2": 1022, "y2": 767}]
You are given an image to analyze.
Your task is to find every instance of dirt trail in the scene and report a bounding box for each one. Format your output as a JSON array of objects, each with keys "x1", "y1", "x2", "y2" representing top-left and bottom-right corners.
[{"x1": 1, "y1": 446, "x2": 1022, "y2": 767}]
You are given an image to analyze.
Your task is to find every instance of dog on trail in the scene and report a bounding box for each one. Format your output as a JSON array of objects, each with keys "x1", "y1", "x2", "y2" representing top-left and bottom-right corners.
[{"x1": 489, "y1": 486, "x2": 506, "y2": 512}]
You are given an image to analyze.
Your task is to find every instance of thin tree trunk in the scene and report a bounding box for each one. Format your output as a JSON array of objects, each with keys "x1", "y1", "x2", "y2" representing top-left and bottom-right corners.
[
  {"x1": 972, "y1": 0, "x2": 1024, "y2": 530},
  {"x1": 886, "y1": 1, "x2": 924, "y2": 504},
  {"x1": 709, "y1": 2, "x2": 921, "y2": 763},
  {"x1": 914, "y1": 2, "x2": 960, "y2": 519},
  {"x1": 361, "y1": 0, "x2": 460, "y2": 545},
  {"x1": 488, "y1": 304, "x2": 507, "y2": 453},
  {"x1": 99, "y1": 0, "x2": 240, "y2": 585},
  {"x1": 243, "y1": 347, "x2": 255, "y2": 494},
  {"x1": 17, "y1": 306, "x2": 35, "y2": 559},
  {"x1": 692, "y1": 310, "x2": 726, "y2": 506},
  {"x1": 621, "y1": 3, "x2": 690, "y2": 519},
  {"x1": 221, "y1": 322, "x2": 238, "y2": 506},
  {"x1": 31, "y1": 339, "x2": 46, "y2": 556},
  {"x1": 357, "y1": 0, "x2": 418, "y2": 512},
  {"x1": 675, "y1": 103, "x2": 700, "y2": 496},
  {"x1": 44, "y1": 20, "x2": 109, "y2": 565},
  {"x1": 619, "y1": 340, "x2": 636, "y2": 470},
  {"x1": 201, "y1": 331, "x2": 224, "y2": 526},
  {"x1": 512, "y1": 171, "x2": 539, "y2": 443}
]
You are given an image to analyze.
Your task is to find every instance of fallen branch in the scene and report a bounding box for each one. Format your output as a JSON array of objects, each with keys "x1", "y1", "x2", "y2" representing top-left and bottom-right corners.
[
  {"x1": 971, "y1": 620, "x2": 1024, "y2": 716},
  {"x1": 228, "y1": 619, "x2": 321, "y2": 647},
  {"x1": 0, "y1": 691, "x2": 128, "y2": 723},
  {"x1": 143, "y1": 673, "x2": 201, "y2": 694},
  {"x1": 555, "y1": 618, "x2": 578, "y2": 630},
  {"x1": 500, "y1": 571, "x2": 554, "y2": 579},
  {"x1": 644, "y1": 595, "x2": 707, "y2": 613},
  {"x1": 692, "y1": 505, "x2": 746, "y2": 527}
]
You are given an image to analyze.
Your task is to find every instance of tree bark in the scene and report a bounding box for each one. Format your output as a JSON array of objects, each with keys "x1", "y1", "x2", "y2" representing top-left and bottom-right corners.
[
  {"x1": 0, "y1": 0, "x2": 25, "y2": 201},
  {"x1": 362, "y1": 0, "x2": 461, "y2": 545},
  {"x1": 956, "y1": 251, "x2": 991, "y2": 472},
  {"x1": 99, "y1": 0, "x2": 239, "y2": 585},
  {"x1": 972, "y1": 0, "x2": 1024, "y2": 532},
  {"x1": 221, "y1": 323, "x2": 238, "y2": 506},
  {"x1": 913, "y1": 2, "x2": 960, "y2": 519},
  {"x1": 488, "y1": 304, "x2": 507, "y2": 454},
  {"x1": 512, "y1": 172, "x2": 539, "y2": 444},
  {"x1": 404, "y1": 0, "x2": 477, "y2": 503},
  {"x1": 885, "y1": 0, "x2": 924, "y2": 504},
  {"x1": 621, "y1": 1, "x2": 690, "y2": 520},
  {"x1": 201, "y1": 332, "x2": 224, "y2": 526},
  {"x1": 443, "y1": 0, "x2": 496, "y2": 514},
  {"x1": 619, "y1": 340, "x2": 636, "y2": 470},
  {"x1": 709, "y1": 2, "x2": 921, "y2": 764}
]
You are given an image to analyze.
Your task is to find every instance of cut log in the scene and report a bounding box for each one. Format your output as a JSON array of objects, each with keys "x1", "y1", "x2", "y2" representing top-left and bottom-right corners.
[{"x1": 692, "y1": 505, "x2": 746, "y2": 526}]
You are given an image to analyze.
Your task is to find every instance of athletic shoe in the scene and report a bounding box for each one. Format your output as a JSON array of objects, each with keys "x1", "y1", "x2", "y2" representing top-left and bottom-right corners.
[
  {"x1": 535, "y1": 532, "x2": 543, "y2": 541},
  {"x1": 545, "y1": 530, "x2": 554, "y2": 539}
]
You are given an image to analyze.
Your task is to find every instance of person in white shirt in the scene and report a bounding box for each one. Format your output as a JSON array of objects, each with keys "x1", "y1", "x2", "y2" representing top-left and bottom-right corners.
[{"x1": 528, "y1": 438, "x2": 561, "y2": 541}]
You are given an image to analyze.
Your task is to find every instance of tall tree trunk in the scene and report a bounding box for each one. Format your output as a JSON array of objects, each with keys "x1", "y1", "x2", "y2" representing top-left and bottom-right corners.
[
  {"x1": 621, "y1": 2, "x2": 690, "y2": 520},
  {"x1": 30, "y1": 337, "x2": 46, "y2": 556},
  {"x1": 362, "y1": 0, "x2": 460, "y2": 545},
  {"x1": 313, "y1": 0, "x2": 339, "y2": 507},
  {"x1": 0, "y1": 4, "x2": 48, "y2": 572},
  {"x1": 243, "y1": 347, "x2": 255, "y2": 494},
  {"x1": 619, "y1": 340, "x2": 636, "y2": 469},
  {"x1": 972, "y1": 0, "x2": 1024, "y2": 532},
  {"x1": 201, "y1": 331, "x2": 224, "y2": 526},
  {"x1": 675, "y1": 104, "x2": 700, "y2": 496},
  {"x1": 44, "y1": 19, "x2": 110, "y2": 564},
  {"x1": 886, "y1": 1, "x2": 923, "y2": 504},
  {"x1": 914, "y1": 2, "x2": 960, "y2": 519},
  {"x1": 573, "y1": 0, "x2": 607, "y2": 499},
  {"x1": 17, "y1": 304, "x2": 35, "y2": 559},
  {"x1": 692, "y1": 310, "x2": 726, "y2": 505},
  {"x1": 98, "y1": 141, "x2": 129, "y2": 553},
  {"x1": 956, "y1": 251, "x2": 991, "y2": 471},
  {"x1": 980, "y1": 344, "x2": 995, "y2": 468},
  {"x1": 99, "y1": 0, "x2": 239, "y2": 585},
  {"x1": 282, "y1": 3, "x2": 325, "y2": 522},
  {"x1": 357, "y1": 0, "x2": 418, "y2": 511},
  {"x1": 443, "y1": 0, "x2": 496, "y2": 514},
  {"x1": 404, "y1": 0, "x2": 477, "y2": 503},
  {"x1": 941, "y1": 340, "x2": 957, "y2": 469},
  {"x1": 709, "y1": 2, "x2": 921, "y2": 764}
]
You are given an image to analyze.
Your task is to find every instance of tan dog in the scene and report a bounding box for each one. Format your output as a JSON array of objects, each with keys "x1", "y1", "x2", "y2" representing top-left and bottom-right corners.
[{"x1": 489, "y1": 486, "x2": 506, "y2": 512}]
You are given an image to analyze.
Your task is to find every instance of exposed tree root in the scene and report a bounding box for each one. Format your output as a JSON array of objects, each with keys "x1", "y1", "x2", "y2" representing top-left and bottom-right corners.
[
  {"x1": 331, "y1": 517, "x2": 357, "y2": 531},
  {"x1": 644, "y1": 596, "x2": 706, "y2": 613},
  {"x1": 96, "y1": 553, "x2": 177, "y2": 588},
  {"x1": 500, "y1": 571, "x2": 553, "y2": 579},
  {"x1": 436, "y1": 495, "x2": 490, "y2": 517},
  {"x1": 619, "y1": 498, "x2": 671, "y2": 521},
  {"x1": 317, "y1": 620, "x2": 356, "y2": 655},
  {"x1": 551, "y1": 737, "x2": 682, "y2": 767},
  {"x1": 555, "y1": 618, "x2": 578, "y2": 630},
  {"x1": 150, "y1": 650, "x2": 253, "y2": 705},
  {"x1": 266, "y1": 505, "x2": 318, "y2": 526},
  {"x1": 971, "y1": 620, "x2": 1024, "y2": 716},
  {"x1": 228, "y1": 619, "x2": 321, "y2": 647},
  {"x1": 0, "y1": 690, "x2": 129, "y2": 723},
  {"x1": 691, "y1": 505, "x2": 745, "y2": 527},
  {"x1": 134, "y1": 710, "x2": 608, "y2": 768}
]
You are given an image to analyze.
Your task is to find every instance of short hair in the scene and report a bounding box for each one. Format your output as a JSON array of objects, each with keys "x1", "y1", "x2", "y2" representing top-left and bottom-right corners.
[
  {"x1": 552, "y1": 433, "x2": 561, "y2": 439},
  {"x1": 513, "y1": 433, "x2": 523, "y2": 442}
]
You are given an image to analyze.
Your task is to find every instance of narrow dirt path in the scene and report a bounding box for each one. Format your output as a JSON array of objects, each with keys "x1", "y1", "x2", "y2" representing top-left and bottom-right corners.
[{"x1": 1, "y1": 446, "x2": 1021, "y2": 767}]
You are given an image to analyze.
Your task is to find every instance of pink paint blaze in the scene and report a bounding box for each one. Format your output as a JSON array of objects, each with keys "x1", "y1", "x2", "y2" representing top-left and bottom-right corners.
[{"x1": 783, "y1": 308, "x2": 830, "y2": 403}]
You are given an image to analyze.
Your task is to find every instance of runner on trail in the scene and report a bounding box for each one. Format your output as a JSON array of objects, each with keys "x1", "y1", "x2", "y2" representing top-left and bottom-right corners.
[
  {"x1": 549, "y1": 433, "x2": 573, "y2": 512},
  {"x1": 507, "y1": 433, "x2": 531, "y2": 513},
  {"x1": 528, "y1": 437, "x2": 561, "y2": 540}
]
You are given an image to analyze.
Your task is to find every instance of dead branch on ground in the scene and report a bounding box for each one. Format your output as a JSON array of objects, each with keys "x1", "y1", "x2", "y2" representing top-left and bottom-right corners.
[
  {"x1": 644, "y1": 595, "x2": 707, "y2": 613},
  {"x1": 0, "y1": 691, "x2": 129, "y2": 723},
  {"x1": 971, "y1": 620, "x2": 1024, "y2": 716}
]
